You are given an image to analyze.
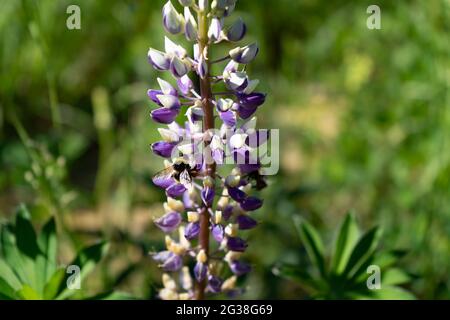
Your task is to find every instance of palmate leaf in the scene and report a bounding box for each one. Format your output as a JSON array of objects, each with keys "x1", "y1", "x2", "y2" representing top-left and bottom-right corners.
[
  {"x1": 382, "y1": 268, "x2": 411, "y2": 286},
  {"x1": 331, "y1": 213, "x2": 360, "y2": 275},
  {"x1": 294, "y1": 216, "x2": 326, "y2": 277},
  {"x1": 0, "y1": 223, "x2": 33, "y2": 288},
  {"x1": 342, "y1": 226, "x2": 381, "y2": 279},
  {"x1": 0, "y1": 258, "x2": 22, "y2": 293},
  {"x1": 16, "y1": 284, "x2": 41, "y2": 300},
  {"x1": 56, "y1": 241, "x2": 110, "y2": 300},
  {"x1": 370, "y1": 286, "x2": 416, "y2": 300},
  {"x1": 36, "y1": 217, "x2": 57, "y2": 294},
  {"x1": 43, "y1": 268, "x2": 66, "y2": 300},
  {"x1": 272, "y1": 264, "x2": 320, "y2": 293},
  {"x1": 0, "y1": 277, "x2": 17, "y2": 299}
]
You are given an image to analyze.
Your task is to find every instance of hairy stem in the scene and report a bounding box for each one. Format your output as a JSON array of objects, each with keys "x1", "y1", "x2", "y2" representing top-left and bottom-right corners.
[{"x1": 195, "y1": 8, "x2": 216, "y2": 301}]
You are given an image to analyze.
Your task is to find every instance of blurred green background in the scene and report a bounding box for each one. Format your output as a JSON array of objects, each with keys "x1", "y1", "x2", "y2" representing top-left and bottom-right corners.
[{"x1": 0, "y1": 0, "x2": 449, "y2": 299}]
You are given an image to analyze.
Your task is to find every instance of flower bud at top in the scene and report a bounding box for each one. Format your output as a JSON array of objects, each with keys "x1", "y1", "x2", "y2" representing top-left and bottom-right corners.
[
  {"x1": 184, "y1": 7, "x2": 198, "y2": 41},
  {"x1": 226, "y1": 17, "x2": 246, "y2": 42},
  {"x1": 229, "y1": 43, "x2": 259, "y2": 64},
  {"x1": 163, "y1": 1, "x2": 185, "y2": 35}
]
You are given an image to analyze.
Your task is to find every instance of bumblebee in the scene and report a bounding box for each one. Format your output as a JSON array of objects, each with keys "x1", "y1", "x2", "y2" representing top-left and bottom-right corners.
[
  {"x1": 153, "y1": 158, "x2": 199, "y2": 186},
  {"x1": 244, "y1": 170, "x2": 267, "y2": 191}
]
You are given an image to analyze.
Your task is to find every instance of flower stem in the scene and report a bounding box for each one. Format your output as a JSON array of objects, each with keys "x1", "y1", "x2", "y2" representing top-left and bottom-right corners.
[{"x1": 196, "y1": 8, "x2": 216, "y2": 301}]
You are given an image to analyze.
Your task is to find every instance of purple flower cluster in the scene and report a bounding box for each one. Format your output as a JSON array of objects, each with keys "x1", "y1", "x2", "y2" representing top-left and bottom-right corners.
[{"x1": 147, "y1": 0, "x2": 268, "y2": 300}]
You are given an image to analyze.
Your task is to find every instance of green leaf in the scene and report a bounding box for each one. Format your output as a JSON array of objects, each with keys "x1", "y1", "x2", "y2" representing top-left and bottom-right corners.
[
  {"x1": 373, "y1": 250, "x2": 407, "y2": 269},
  {"x1": 36, "y1": 217, "x2": 57, "y2": 294},
  {"x1": 272, "y1": 264, "x2": 319, "y2": 293},
  {"x1": 382, "y1": 268, "x2": 411, "y2": 286},
  {"x1": 371, "y1": 286, "x2": 416, "y2": 300},
  {"x1": 16, "y1": 284, "x2": 42, "y2": 300},
  {"x1": 0, "y1": 259, "x2": 22, "y2": 291},
  {"x1": 15, "y1": 205, "x2": 41, "y2": 259},
  {"x1": 43, "y1": 268, "x2": 66, "y2": 300},
  {"x1": 0, "y1": 277, "x2": 17, "y2": 299},
  {"x1": 343, "y1": 227, "x2": 381, "y2": 278},
  {"x1": 56, "y1": 241, "x2": 110, "y2": 299},
  {"x1": 331, "y1": 213, "x2": 360, "y2": 274},
  {"x1": 294, "y1": 217, "x2": 326, "y2": 277},
  {"x1": 0, "y1": 224, "x2": 31, "y2": 286}
]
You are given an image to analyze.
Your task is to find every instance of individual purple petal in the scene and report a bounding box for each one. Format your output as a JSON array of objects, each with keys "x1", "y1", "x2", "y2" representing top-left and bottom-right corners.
[
  {"x1": 238, "y1": 92, "x2": 266, "y2": 108},
  {"x1": 177, "y1": 75, "x2": 194, "y2": 95},
  {"x1": 212, "y1": 224, "x2": 224, "y2": 243},
  {"x1": 237, "y1": 104, "x2": 258, "y2": 119},
  {"x1": 201, "y1": 187, "x2": 215, "y2": 207},
  {"x1": 151, "y1": 107, "x2": 179, "y2": 124},
  {"x1": 212, "y1": 149, "x2": 224, "y2": 165},
  {"x1": 224, "y1": 60, "x2": 238, "y2": 73},
  {"x1": 147, "y1": 89, "x2": 164, "y2": 105},
  {"x1": 182, "y1": 190, "x2": 195, "y2": 209},
  {"x1": 154, "y1": 212, "x2": 182, "y2": 233},
  {"x1": 239, "y1": 163, "x2": 261, "y2": 175},
  {"x1": 166, "y1": 183, "x2": 187, "y2": 197},
  {"x1": 157, "y1": 78, "x2": 178, "y2": 96},
  {"x1": 229, "y1": 43, "x2": 259, "y2": 64},
  {"x1": 208, "y1": 275, "x2": 223, "y2": 293},
  {"x1": 237, "y1": 215, "x2": 258, "y2": 230},
  {"x1": 240, "y1": 197, "x2": 263, "y2": 211},
  {"x1": 220, "y1": 110, "x2": 237, "y2": 127},
  {"x1": 227, "y1": 187, "x2": 246, "y2": 203},
  {"x1": 184, "y1": 222, "x2": 200, "y2": 240},
  {"x1": 161, "y1": 253, "x2": 183, "y2": 271},
  {"x1": 148, "y1": 48, "x2": 170, "y2": 70},
  {"x1": 151, "y1": 250, "x2": 172, "y2": 263},
  {"x1": 208, "y1": 17, "x2": 222, "y2": 42},
  {"x1": 223, "y1": 205, "x2": 234, "y2": 220},
  {"x1": 197, "y1": 53, "x2": 208, "y2": 79},
  {"x1": 162, "y1": 1, "x2": 184, "y2": 35},
  {"x1": 230, "y1": 260, "x2": 252, "y2": 276},
  {"x1": 184, "y1": 7, "x2": 198, "y2": 41},
  {"x1": 151, "y1": 141, "x2": 176, "y2": 158},
  {"x1": 170, "y1": 56, "x2": 189, "y2": 78},
  {"x1": 194, "y1": 262, "x2": 208, "y2": 281},
  {"x1": 157, "y1": 94, "x2": 181, "y2": 109},
  {"x1": 227, "y1": 18, "x2": 246, "y2": 42},
  {"x1": 153, "y1": 174, "x2": 176, "y2": 189},
  {"x1": 227, "y1": 237, "x2": 248, "y2": 252}
]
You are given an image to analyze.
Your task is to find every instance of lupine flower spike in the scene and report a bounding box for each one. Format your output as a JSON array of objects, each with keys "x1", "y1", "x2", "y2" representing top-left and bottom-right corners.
[{"x1": 148, "y1": 0, "x2": 269, "y2": 300}]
